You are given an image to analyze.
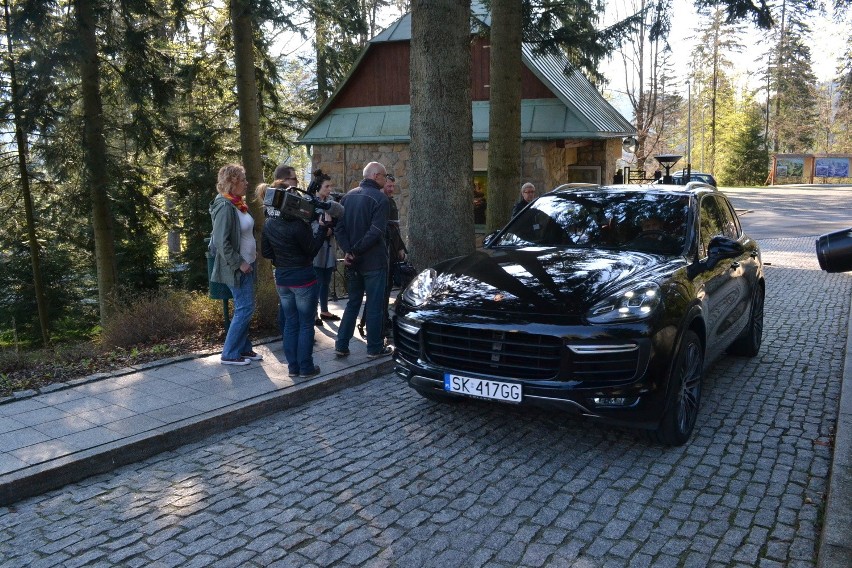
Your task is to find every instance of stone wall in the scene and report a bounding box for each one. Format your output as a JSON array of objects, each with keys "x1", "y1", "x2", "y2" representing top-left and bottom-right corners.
[{"x1": 311, "y1": 143, "x2": 412, "y2": 239}]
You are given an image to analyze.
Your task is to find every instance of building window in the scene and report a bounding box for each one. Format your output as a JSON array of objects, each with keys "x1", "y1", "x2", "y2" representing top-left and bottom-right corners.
[{"x1": 473, "y1": 172, "x2": 488, "y2": 226}]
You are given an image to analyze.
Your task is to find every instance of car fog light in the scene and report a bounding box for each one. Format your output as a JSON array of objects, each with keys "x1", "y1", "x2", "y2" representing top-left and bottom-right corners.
[
  {"x1": 394, "y1": 365, "x2": 410, "y2": 380},
  {"x1": 592, "y1": 396, "x2": 639, "y2": 407},
  {"x1": 397, "y1": 319, "x2": 421, "y2": 335}
]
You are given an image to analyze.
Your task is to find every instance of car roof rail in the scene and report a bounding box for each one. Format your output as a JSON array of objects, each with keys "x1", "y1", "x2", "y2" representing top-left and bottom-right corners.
[
  {"x1": 552, "y1": 183, "x2": 600, "y2": 191},
  {"x1": 685, "y1": 181, "x2": 715, "y2": 191}
]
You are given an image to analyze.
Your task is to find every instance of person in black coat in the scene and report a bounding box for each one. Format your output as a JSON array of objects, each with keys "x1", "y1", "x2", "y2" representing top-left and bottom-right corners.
[
  {"x1": 333, "y1": 161, "x2": 391, "y2": 359},
  {"x1": 511, "y1": 182, "x2": 537, "y2": 217},
  {"x1": 261, "y1": 184, "x2": 328, "y2": 378}
]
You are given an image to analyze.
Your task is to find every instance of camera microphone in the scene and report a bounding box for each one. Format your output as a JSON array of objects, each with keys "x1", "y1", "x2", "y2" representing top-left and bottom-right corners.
[{"x1": 321, "y1": 200, "x2": 344, "y2": 218}]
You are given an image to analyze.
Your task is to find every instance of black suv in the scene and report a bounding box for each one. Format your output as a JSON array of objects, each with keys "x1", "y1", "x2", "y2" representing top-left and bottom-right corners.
[{"x1": 393, "y1": 183, "x2": 764, "y2": 446}]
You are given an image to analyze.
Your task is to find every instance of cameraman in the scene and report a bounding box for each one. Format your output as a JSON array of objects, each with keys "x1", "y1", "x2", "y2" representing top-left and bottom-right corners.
[
  {"x1": 307, "y1": 170, "x2": 341, "y2": 326},
  {"x1": 260, "y1": 183, "x2": 328, "y2": 378}
]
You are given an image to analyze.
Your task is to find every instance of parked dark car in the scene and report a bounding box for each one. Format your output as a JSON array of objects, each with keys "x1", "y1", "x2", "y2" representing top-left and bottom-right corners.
[
  {"x1": 392, "y1": 184, "x2": 764, "y2": 445},
  {"x1": 670, "y1": 171, "x2": 717, "y2": 187}
]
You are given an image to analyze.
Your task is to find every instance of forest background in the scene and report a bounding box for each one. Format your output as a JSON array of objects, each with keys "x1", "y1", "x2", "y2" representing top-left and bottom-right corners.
[{"x1": 0, "y1": 0, "x2": 850, "y2": 394}]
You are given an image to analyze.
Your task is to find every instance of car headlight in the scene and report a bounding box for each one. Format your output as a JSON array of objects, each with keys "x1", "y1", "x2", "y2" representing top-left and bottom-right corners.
[
  {"x1": 586, "y1": 282, "x2": 661, "y2": 323},
  {"x1": 401, "y1": 268, "x2": 437, "y2": 306}
]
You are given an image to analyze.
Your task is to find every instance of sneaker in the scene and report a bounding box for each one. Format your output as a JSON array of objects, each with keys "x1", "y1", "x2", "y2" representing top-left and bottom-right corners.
[
  {"x1": 221, "y1": 357, "x2": 250, "y2": 366},
  {"x1": 300, "y1": 365, "x2": 321, "y2": 378},
  {"x1": 288, "y1": 368, "x2": 300, "y2": 377},
  {"x1": 367, "y1": 345, "x2": 393, "y2": 359},
  {"x1": 241, "y1": 351, "x2": 263, "y2": 361},
  {"x1": 334, "y1": 349, "x2": 350, "y2": 357}
]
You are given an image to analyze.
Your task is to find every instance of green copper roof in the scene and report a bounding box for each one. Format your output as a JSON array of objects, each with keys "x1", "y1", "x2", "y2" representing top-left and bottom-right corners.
[
  {"x1": 298, "y1": 2, "x2": 635, "y2": 145},
  {"x1": 300, "y1": 98, "x2": 624, "y2": 145}
]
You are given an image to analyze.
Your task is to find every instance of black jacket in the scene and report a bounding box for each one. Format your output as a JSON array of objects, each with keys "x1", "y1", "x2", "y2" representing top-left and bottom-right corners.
[
  {"x1": 334, "y1": 179, "x2": 389, "y2": 272},
  {"x1": 261, "y1": 215, "x2": 325, "y2": 270}
]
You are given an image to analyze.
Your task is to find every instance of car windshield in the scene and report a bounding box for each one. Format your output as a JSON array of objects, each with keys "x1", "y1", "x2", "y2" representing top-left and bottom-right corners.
[{"x1": 493, "y1": 191, "x2": 690, "y2": 254}]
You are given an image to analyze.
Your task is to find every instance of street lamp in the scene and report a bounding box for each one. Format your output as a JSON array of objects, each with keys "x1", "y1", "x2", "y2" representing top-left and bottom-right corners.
[
  {"x1": 654, "y1": 154, "x2": 682, "y2": 184},
  {"x1": 686, "y1": 81, "x2": 692, "y2": 182}
]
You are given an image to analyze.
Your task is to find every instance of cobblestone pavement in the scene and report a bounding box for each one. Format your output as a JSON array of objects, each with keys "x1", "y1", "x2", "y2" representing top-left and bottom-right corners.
[{"x1": 0, "y1": 236, "x2": 849, "y2": 568}]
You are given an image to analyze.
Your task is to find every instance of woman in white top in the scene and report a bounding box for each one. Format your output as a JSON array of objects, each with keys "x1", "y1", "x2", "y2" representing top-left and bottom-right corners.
[{"x1": 209, "y1": 164, "x2": 261, "y2": 366}]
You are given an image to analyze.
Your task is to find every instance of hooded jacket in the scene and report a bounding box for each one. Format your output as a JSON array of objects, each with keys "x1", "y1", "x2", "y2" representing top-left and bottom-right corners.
[{"x1": 209, "y1": 195, "x2": 244, "y2": 288}]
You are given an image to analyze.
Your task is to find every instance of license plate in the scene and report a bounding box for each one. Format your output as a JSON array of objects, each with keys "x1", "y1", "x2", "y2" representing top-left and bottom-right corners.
[{"x1": 444, "y1": 373, "x2": 522, "y2": 403}]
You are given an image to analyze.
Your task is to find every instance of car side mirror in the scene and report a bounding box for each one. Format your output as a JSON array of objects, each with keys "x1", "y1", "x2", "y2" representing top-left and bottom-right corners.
[
  {"x1": 707, "y1": 235, "x2": 744, "y2": 260},
  {"x1": 688, "y1": 235, "x2": 743, "y2": 278}
]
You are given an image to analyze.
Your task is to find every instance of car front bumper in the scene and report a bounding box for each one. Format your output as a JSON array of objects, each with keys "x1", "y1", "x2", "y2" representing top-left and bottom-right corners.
[{"x1": 392, "y1": 314, "x2": 677, "y2": 430}]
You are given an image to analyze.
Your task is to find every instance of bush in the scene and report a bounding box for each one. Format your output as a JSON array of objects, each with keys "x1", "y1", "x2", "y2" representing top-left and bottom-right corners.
[
  {"x1": 101, "y1": 283, "x2": 281, "y2": 349},
  {"x1": 101, "y1": 289, "x2": 222, "y2": 348}
]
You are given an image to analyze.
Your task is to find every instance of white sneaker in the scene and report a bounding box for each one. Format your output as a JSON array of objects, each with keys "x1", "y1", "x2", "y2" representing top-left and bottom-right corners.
[{"x1": 221, "y1": 357, "x2": 250, "y2": 366}]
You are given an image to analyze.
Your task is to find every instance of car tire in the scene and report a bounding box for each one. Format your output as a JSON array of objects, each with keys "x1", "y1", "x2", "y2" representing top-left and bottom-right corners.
[
  {"x1": 728, "y1": 283, "x2": 764, "y2": 357},
  {"x1": 650, "y1": 330, "x2": 703, "y2": 446}
]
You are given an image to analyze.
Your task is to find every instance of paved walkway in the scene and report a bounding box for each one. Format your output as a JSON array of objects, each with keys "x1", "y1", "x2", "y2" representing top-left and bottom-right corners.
[{"x1": 0, "y1": 300, "x2": 392, "y2": 507}]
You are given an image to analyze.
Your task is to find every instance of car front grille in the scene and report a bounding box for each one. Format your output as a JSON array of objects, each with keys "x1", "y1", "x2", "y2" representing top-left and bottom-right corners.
[
  {"x1": 423, "y1": 324, "x2": 562, "y2": 380},
  {"x1": 402, "y1": 322, "x2": 641, "y2": 383}
]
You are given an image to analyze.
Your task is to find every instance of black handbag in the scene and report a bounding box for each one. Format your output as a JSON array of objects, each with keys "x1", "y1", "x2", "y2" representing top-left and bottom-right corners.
[{"x1": 392, "y1": 260, "x2": 417, "y2": 288}]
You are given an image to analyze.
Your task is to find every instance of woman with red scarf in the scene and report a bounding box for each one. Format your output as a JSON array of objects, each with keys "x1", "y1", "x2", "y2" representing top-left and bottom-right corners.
[{"x1": 209, "y1": 164, "x2": 262, "y2": 365}]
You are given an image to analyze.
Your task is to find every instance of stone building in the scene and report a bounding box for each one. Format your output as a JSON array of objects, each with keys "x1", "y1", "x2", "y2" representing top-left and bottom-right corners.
[{"x1": 299, "y1": 4, "x2": 635, "y2": 235}]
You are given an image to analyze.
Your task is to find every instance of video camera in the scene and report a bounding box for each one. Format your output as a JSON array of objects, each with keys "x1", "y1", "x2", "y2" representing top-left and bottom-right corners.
[{"x1": 263, "y1": 186, "x2": 343, "y2": 223}]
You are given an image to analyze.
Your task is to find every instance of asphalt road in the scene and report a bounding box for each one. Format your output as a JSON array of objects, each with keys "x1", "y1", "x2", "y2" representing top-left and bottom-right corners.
[
  {"x1": 723, "y1": 184, "x2": 852, "y2": 240},
  {"x1": 1, "y1": 185, "x2": 850, "y2": 567}
]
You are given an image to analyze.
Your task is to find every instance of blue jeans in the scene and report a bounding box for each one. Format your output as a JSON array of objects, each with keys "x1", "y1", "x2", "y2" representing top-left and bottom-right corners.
[
  {"x1": 223, "y1": 267, "x2": 255, "y2": 360},
  {"x1": 277, "y1": 283, "x2": 319, "y2": 374},
  {"x1": 315, "y1": 266, "x2": 334, "y2": 313},
  {"x1": 337, "y1": 267, "x2": 387, "y2": 354}
]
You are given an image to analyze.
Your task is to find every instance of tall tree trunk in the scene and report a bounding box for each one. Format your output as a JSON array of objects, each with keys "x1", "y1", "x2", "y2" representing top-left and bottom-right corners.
[
  {"x1": 409, "y1": 0, "x2": 473, "y2": 268},
  {"x1": 486, "y1": 0, "x2": 522, "y2": 232},
  {"x1": 230, "y1": 0, "x2": 263, "y2": 198},
  {"x1": 315, "y1": 15, "x2": 330, "y2": 104},
  {"x1": 230, "y1": 0, "x2": 267, "y2": 281},
  {"x1": 4, "y1": 0, "x2": 50, "y2": 345},
  {"x1": 75, "y1": 0, "x2": 117, "y2": 325}
]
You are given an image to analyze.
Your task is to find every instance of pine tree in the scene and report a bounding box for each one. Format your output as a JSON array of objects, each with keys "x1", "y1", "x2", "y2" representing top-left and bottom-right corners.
[{"x1": 717, "y1": 98, "x2": 769, "y2": 186}]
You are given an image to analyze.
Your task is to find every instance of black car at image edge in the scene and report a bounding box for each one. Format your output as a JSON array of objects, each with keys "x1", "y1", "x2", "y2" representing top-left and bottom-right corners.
[{"x1": 392, "y1": 182, "x2": 764, "y2": 446}]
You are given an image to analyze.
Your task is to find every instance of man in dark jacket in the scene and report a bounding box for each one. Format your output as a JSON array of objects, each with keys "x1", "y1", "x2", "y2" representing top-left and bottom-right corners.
[{"x1": 334, "y1": 161, "x2": 392, "y2": 358}]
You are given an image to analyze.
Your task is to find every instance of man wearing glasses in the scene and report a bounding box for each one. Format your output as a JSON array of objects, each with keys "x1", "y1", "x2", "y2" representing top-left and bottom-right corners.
[
  {"x1": 511, "y1": 182, "x2": 537, "y2": 218},
  {"x1": 334, "y1": 161, "x2": 393, "y2": 359},
  {"x1": 273, "y1": 164, "x2": 299, "y2": 187}
]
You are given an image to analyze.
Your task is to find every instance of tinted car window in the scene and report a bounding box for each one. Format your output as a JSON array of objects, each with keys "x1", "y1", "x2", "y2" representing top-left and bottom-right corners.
[
  {"x1": 716, "y1": 196, "x2": 741, "y2": 238},
  {"x1": 698, "y1": 196, "x2": 729, "y2": 256},
  {"x1": 495, "y1": 192, "x2": 690, "y2": 254}
]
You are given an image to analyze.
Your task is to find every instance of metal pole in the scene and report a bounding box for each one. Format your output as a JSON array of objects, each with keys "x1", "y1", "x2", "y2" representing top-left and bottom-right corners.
[
  {"x1": 687, "y1": 81, "x2": 692, "y2": 180},
  {"x1": 222, "y1": 299, "x2": 231, "y2": 331}
]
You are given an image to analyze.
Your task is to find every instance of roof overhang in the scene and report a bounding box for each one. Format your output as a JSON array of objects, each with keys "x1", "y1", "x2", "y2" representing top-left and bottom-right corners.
[{"x1": 300, "y1": 100, "x2": 633, "y2": 146}]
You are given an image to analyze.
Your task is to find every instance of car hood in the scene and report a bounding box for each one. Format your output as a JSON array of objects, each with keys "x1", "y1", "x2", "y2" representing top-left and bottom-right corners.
[{"x1": 419, "y1": 246, "x2": 685, "y2": 317}]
